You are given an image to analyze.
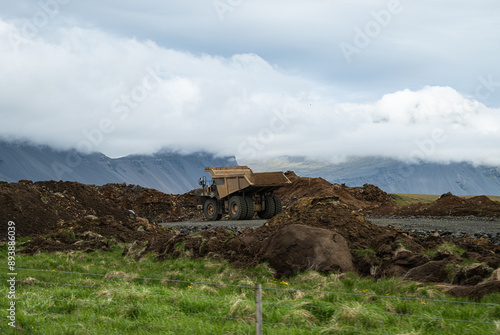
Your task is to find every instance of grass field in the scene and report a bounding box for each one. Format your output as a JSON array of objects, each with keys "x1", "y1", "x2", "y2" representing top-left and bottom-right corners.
[
  {"x1": 2, "y1": 243, "x2": 499, "y2": 334},
  {"x1": 390, "y1": 193, "x2": 500, "y2": 206}
]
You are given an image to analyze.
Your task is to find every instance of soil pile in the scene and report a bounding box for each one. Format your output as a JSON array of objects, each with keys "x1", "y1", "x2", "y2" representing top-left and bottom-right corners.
[
  {"x1": 275, "y1": 171, "x2": 398, "y2": 212},
  {"x1": 267, "y1": 196, "x2": 413, "y2": 251},
  {"x1": 0, "y1": 181, "x2": 173, "y2": 254},
  {"x1": 22, "y1": 215, "x2": 162, "y2": 255},
  {"x1": 0, "y1": 180, "x2": 203, "y2": 239},
  {"x1": 264, "y1": 196, "x2": 500, "y2": 286},
  {"x1": 139, "y1": 223, "x2": 355, "y2": 277},
  {"x1": 274, "y1": 172, "x2": 339, "y2": 205},
  {"x1": 276, "y1": 172, "x2": 500, "y2": 217},
  {"x1": 373, "y1": 192, "x2": 500, "y2": 217},
  {"x1": 0, "y1": 180, "x2": 130, "y2": 237},
  {"x1": 140, "y1": 225, "x2": 281, "y2": 267},
  {"x1": 99, "y1": 184, "x2": 202, "y2": 223}
]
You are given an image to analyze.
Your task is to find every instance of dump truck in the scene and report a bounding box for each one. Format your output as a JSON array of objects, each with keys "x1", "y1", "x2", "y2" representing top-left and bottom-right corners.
[{"x1": 196, "y1": 166, "x2": 291, "y2": 221}]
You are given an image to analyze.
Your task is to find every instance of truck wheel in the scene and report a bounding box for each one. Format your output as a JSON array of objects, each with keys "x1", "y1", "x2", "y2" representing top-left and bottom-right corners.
[
  {"x1": 204, "y1": 198, "x2": 221, "y2": 221},
  {"x1": 257, "y1": 195, "x2": 276, "y2": 219},
  {"x1": 229, "y1": 195, "x2": 247, "y2": 220},
  {"x1": 244, "y1": 196, "x2": 255, "y2": 220},
  {"x1": 272, "y1": 195, "x2": 282, "y2": 216}
]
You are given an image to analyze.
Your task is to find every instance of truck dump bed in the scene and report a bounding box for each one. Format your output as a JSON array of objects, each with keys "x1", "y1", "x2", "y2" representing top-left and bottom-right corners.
[{"x1": 205, "y1": 166, "x2": 291, "y2": 199}]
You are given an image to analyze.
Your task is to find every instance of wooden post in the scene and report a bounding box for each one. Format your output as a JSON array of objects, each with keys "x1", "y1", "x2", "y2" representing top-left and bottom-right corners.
[{"x1": 255, "y1": 283, "x2": 263, "y2": 335}]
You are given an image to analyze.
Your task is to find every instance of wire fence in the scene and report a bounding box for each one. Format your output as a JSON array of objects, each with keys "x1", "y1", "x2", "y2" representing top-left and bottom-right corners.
[{"x1": 2, "y1": 267, "x2": 500, "y2": 334}]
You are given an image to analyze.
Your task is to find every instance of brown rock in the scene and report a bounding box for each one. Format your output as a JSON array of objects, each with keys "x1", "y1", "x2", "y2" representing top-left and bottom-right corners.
[
  {"x1": 404, "y1": 260, "x2": 451, "y2": 283},
  {"x1": 452, "y1": 263, "x2": 493, "y2": 285},
  {"x1": 447, "y1": 281, "x2": 500, "y2": 300},
  {"x1": 258, "y1": 224, "x2": 354, "y2": 277}
]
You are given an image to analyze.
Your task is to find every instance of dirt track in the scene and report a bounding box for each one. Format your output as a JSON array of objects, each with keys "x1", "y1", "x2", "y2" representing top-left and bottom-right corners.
[
  {"x1": 370, "y1": 216, "x2": 500, "y2": 244},
  {"x1": 369, "y1": 216, "x2": 500, "y2": 234}
]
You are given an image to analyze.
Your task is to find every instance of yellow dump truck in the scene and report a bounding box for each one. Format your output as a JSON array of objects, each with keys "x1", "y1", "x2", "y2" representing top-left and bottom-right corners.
[{"x1": 196, "y1": 166, "x2": 291, "y2": 221}]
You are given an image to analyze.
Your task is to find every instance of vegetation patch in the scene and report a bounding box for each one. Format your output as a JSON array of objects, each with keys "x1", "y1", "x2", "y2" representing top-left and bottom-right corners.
[
  {"x1": 2, "y1": 249, "x2": 499, "y2": 334},
  {"x1": 437, "y1": 242, "x2": 466, "y2": 256}
]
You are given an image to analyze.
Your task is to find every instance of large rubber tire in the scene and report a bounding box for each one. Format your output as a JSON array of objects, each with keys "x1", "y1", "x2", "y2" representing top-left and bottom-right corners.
[
  {"x1": 272, "y1": 194, "x2": 282, "y2": 216},
  {"x1": 257, "y1": 195, "x2": 276, "y2": 219},
  {"x1": 228, "y1": 195, "x2": 247, "y2": 220},
  {"x1": 204, "y1": 198, "x2": 221, "y2": 221},
  {"x1": 243, "y1": 196, "x2": 255, "y2": 220}
]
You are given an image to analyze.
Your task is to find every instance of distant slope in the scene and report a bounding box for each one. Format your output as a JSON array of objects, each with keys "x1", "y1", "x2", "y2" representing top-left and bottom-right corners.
[
  {"x1": 244, "y1": 157, "x2": 500, "y2": 196},
  {"x1": 0, "y1": 141, "x2": 236, "y2": 194}
]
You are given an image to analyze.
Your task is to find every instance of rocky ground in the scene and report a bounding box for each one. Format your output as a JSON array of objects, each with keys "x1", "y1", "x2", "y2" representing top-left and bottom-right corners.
[{"x1": 1, "y1": 175, "x2": 500, "y2": 299}]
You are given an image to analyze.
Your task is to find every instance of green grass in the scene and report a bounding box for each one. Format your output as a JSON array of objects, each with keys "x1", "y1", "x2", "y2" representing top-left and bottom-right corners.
[
  {"x1": 1, "y1": 245, "x2": 499, "y2": 334},
  {"x1": 390, "y1": 193, "x2": 441, "y2": 205},
  {"x1": 437, "y1": 242, "x2": 466, "y2": 256}
]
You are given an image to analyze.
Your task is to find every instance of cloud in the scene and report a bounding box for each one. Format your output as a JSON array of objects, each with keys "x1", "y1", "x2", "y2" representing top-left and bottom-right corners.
[
  {"x1": 1, "y1": 19, "x2": 500, "y2": 166},
  {"x1": 3, "y1": 0, "x2": 500, "y2": 106}
]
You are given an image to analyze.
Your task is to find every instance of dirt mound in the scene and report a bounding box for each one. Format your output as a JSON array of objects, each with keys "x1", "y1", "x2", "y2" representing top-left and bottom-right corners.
[
  {"x1": 374, "y1": 192, "x2": 500, "y2": 217},
  {"x1": 261, "y1": 196, "x2": 500, "y2": 283},
  {"x1": 267, "y1": 196, "x2": 414, "y2": 251},
  {"x1": 0, "y1": 180, "x2": 203, "y2": 239},
  {"x1": 277, "y1": 172, "x2": 500, "y2": 218},
  {"x1": 21, "y1": 215, "x2": 169, "y2": 255},
  {"x1": 0, "y1": 180, "x2": 130, "y2": 237},
  {"x1": 99, "y1": 184, "x2": 202, "y2": 223},
  {"x1": 275, "y1": 171, "x2": 397, "y2": 212},
  {"x1": 140, "y1": 225, "x2": 280, "y2": 266},
  {"x1": 139, "y1": 223, "x2": 354, "y2": 277},
  {"x1": 274, "y1": 172, "x2": 339, "y2": 204}
]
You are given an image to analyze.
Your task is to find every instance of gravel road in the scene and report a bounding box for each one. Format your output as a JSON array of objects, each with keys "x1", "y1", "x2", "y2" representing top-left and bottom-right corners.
[
  {"x1": 160, "y1": 219, "x2": 266, "y2": 234},
  {"x1": 368, "y1": 216, "x2": 500, "y2": 243},
  {"x1": 160, "y1": 216, "x2": 500, "y2": 244}
]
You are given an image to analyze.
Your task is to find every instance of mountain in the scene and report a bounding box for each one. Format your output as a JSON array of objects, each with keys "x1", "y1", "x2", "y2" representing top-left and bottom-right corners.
[
  {"x1": 3, "y1": 141, "x2": 500, "y2": 196},
  {"x1": 244, "y1": 156, "x2": 500, "y2": 196},
  {"x1": 0, "y1": 141, "x2": 236, "y2": 194}
]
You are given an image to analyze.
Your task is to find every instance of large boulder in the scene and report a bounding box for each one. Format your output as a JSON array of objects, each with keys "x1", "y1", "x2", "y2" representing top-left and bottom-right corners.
[{"x1": 258, "y1": 224, "x2": 355, "y2": 277}]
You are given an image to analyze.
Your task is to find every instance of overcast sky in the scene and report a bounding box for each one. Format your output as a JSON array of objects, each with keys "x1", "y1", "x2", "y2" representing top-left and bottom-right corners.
[{"x1": 1, "y1": 0, "x2": 499, "y2": 165}]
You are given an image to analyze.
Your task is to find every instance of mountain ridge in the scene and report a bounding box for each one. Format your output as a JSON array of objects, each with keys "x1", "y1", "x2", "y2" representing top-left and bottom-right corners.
[
  {"x1": 0, "y1": 141, "x2": 236, "y2": 194},
  {"x1": 2, "y1": 141, "x2": 500, "y2": 196},
  {"x1": 243, "y1": 156, "x2": 500, "y2": 196}
]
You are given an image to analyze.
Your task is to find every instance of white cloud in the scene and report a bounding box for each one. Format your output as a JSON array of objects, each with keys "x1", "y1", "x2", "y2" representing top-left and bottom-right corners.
[{"x1": 1, "y1": 18, "x2": 500, "y2": 166}]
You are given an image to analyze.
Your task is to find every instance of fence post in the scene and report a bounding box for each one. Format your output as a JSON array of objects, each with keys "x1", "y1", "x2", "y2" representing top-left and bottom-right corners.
[{"x1": 255, "y1": 283, "x2": 263, "y2": 335}]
